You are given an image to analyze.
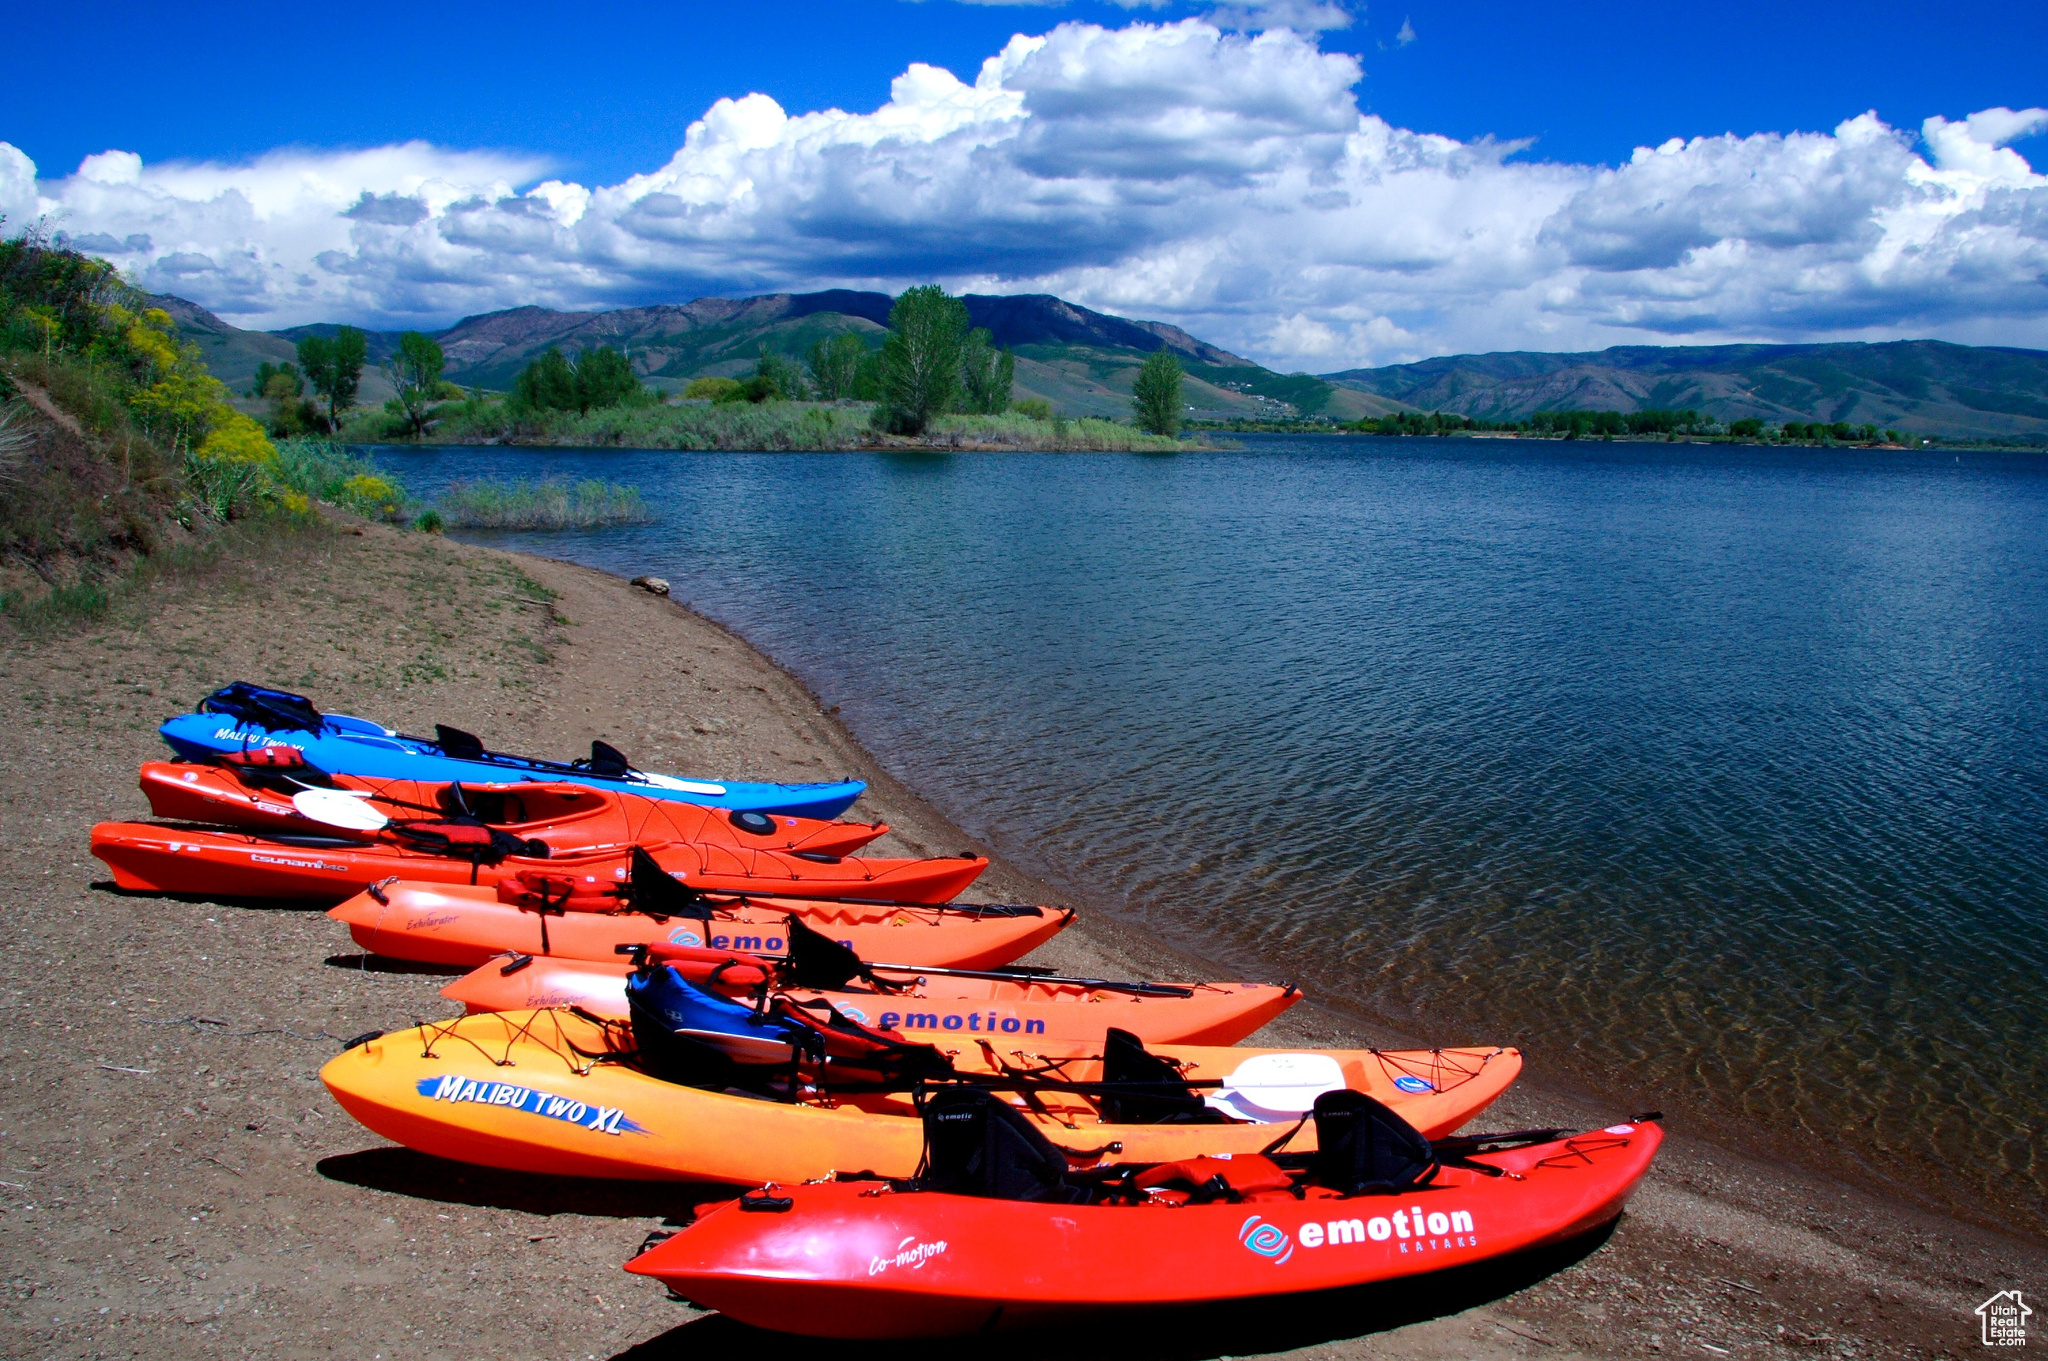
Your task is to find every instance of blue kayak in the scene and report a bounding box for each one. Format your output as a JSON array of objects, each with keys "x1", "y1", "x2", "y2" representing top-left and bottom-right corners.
[{"x1": 158, "y1": 682, "x2": 866, "y2": 821}]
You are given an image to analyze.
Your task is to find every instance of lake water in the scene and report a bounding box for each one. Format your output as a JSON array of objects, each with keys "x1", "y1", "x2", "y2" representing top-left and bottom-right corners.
[{"x1": 374, "y1": 437, "x2": 2048, "y2": 1229}]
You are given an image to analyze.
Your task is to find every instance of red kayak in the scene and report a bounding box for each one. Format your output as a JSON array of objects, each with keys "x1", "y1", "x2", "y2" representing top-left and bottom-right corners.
[
  {"x1": 89, "y1": 820, "x2": 987, "y2": 905},
  {"x1": 136, "y1": 758, "x2": 890, "y2": 857},
  {"x1": 328, "y1": 880, "x2": 1074, "y2": 972},
  {"x1": 627, "y1": 1090, "x2": 1662, "y2": 1338}
]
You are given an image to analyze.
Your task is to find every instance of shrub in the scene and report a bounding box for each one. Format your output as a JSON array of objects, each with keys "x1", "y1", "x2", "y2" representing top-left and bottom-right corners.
[
  {"x1": 435, "y1": 477, "x2": 655, "y2": 530},
  {"x1": 684, "y1": 376, "x2": 743, "y2": 401},
  {"x1": 1010, "y1": 397, "x2": 1054, "y2": 422},
  {"x1": 270, "y1": 438, "x2": 408, "y2": 521}
]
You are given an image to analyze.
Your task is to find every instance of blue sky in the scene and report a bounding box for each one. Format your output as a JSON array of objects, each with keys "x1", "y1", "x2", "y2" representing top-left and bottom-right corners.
[
  {"x1": 6, "y1": 0, "x2": 2039, "y2": 181},
  {"x1": 3, "y1": 1, "x2": 2044, "y2": 365}
]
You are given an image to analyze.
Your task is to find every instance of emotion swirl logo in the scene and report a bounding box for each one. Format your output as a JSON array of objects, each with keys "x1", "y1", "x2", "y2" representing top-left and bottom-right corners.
[{"x1": 1239, "y1": 1215, "x2": 1294, "y2": 1265}]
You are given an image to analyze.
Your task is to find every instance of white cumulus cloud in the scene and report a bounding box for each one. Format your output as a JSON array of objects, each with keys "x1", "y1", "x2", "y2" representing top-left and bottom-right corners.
[{"x1": 6, "y1": 19, "x2": 2045, "y2": 369}]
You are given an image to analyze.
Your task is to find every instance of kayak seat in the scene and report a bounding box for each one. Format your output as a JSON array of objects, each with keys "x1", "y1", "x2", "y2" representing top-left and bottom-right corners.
[
  {"x1": 586, "y1": 740, "x2": 633, "y2": 779},
  {"x1": 436, "y1": 783, "x2": 527, "y2": 826},
  {"x1": 780, "y1": 915, "x2": 904, "y2": 993},
  {"x1": 389, "y1": 821, "x2": 548, "y2": 862},
  {"x1": 1308, "y1": 1089, "x2": 1440, "y2": 1195},
  {"x1": 1099, "y1": 1027, "x2": 1229, "y2": 1125},
  {"x1": 433, "y1": 725, "x2": 487, "y2": 761},
  {"x1": 627, "y1": 965, "x2": 813, "y2": 1094},
  {"x1": 911, "y1": 1085, "x2": 1085, "y2": 1204},
  {"x1": 770, "y1": 997, "x2": 954, "y2": 1089},
  {"x1": 629, "y1": 846, "x2": 712, "y2": 921}
]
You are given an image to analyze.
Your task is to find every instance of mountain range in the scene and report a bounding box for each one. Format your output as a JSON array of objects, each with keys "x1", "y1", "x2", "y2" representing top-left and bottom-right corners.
[
  {"x1": 159, "y1": 290, "x2": 2048, "y2": 438},
  {"x1": 1324, "y1": 342, "x2": 2048, "y2": 439},
  {"x1": 164, "y1": 290, "x2": 1369, "y2": 423}
]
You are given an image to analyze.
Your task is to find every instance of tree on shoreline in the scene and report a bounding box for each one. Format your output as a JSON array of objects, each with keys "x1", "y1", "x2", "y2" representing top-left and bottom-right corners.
[
  {"x1": 296, "y1": 326, "x2": 366, "y2": 430},
  {"x1": 806, "y1": 333, "x2": 867, "y2": 400},
  {"x1": 384, "y1": 331, "x2": 444, "y2": 437},
  {"x1": 960, "y1": 328, "x2": 1015, "y2": 415},
  {"x1": 1132, "y1": 349, "x2": 1184, "y2": 436},
  {"x1": 878, "y1": 286, "x2": 966, "y2": 434}
]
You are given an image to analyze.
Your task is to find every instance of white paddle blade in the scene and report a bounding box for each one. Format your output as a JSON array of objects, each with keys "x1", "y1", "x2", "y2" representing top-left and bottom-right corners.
[
  {"x1": 1204, "y1": 1052, "x2": 1348, "y2": 1122},
  {"x1": 639, "y1": 773, "x2": 729, "y2": 796},
  {"x1": 292, "y1": 788, "x2": 390, "y2": 831}
]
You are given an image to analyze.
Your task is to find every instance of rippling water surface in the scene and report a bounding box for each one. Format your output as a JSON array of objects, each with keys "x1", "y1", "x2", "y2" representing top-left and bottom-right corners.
[{"x1": 379, "y1": 437, "x2": 2048, "y2": 1225}]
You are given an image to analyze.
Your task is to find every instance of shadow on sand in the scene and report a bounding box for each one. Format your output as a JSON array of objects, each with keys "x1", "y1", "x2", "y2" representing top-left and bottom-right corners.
[
  {"x1": 321, "y1": 951, "x2": 470, "y2": 976},
  {"x1": 317, "y1": 1146, "x2": 738, "y2": 1221},
  {"x1": 90, "y1": 879, "x2": 338, "y2": 913},
  {"x1": 609, "y1": 1220, "x2": 1618, "y2": 1360}
]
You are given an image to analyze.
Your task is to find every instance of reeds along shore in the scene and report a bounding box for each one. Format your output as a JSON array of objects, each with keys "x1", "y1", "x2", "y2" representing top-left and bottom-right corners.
[{"x1": 357, "y1": 398, "x2": 1193, "y2": 452}]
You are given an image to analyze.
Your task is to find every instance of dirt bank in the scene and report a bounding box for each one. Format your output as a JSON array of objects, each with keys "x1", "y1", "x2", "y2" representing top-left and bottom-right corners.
[{"x1": 0, "y1": 515, "x2": 2035, "y2": 1360}]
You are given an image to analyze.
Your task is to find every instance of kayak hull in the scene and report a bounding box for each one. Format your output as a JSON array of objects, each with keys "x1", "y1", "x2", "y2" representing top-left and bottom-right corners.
[
  {"x1": 158, "y1": 712, "x2": 865, "y2": 819},
  {"x1": 137, "y1": 762, "x2": 889, "y2": 858},
  {"x1": 90, "y1": 820, "x2": 986, "y2": 905},
  {"x1": 625, "y1": 1123, "x2": 1659, "y2": 1337},
  {"x1": 329, "y1": 882, "x2": 1073, "y2": 971},
  {"x1": 440, "y1": 955, "x2": 1300, "y2": 1047},
  {"x1": 318, "y1": 1009, "x2": 1521, "y2": 1185}
]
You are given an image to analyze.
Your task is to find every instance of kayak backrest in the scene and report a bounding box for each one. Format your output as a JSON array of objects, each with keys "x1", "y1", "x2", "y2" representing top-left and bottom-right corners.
[
  {"x1": 436, "y1": 783, "x2": 529, "y2": 826},
  {"x1": 770, "y1": 997, "x2": 955, "y2": 1088},
  {"x1": 1309, "y1": 1089, "x2": 1440, "y2": 1195},
  {"x1": 629, "y1": 846, "x2": 712, "y2": 921},
  {"x1": 627, "y1": 964, "x2": 810, "y2": 1090},
  {"x1": 913, "y1": 1085, "x2": 1081, "y2": 1203},
  {"x1": 781, "y1": 914, "x2": 869, "y2": 991},
  {"x1": 434, "y1": 724, "x2": 487, "y2": 760},
  {"x1": 1100, "y1": 1027, "x2": 1228, "y2": 1126},
  {"x1": 198, "y1": 681, "x2": 324, "y2": 733}
]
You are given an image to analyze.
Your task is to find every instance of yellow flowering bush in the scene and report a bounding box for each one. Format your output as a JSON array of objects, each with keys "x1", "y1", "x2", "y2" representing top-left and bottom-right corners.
[
  {"x1": 197, "y1": 410, "x2": 278, "y2": 463},
  {"x1": 339, "y1": 473, "x2": 402, "y2": 518}
]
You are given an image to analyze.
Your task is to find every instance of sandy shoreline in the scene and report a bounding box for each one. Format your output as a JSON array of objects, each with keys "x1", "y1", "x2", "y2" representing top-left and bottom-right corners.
[{"x1": 1, "y1": 514, "x2": 2036, "y2": 1360}]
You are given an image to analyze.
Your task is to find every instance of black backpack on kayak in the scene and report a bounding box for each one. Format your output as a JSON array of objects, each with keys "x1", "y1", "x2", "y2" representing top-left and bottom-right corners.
[
  {"x1": 911, "y1": 1084, "x2": 1084, "y2": 1203},
  {"x1": 199, "y1": 682, "x2": 324, "y2": 733},
  {"x1": 1309, "y1": 1089, "x2": 1439, "y2": 1195}
]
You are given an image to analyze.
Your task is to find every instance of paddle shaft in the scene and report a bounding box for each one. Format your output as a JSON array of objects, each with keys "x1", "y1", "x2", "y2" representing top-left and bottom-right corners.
[{"x1": 863, "y1": 961, "x2": 1194, "y2": 999}]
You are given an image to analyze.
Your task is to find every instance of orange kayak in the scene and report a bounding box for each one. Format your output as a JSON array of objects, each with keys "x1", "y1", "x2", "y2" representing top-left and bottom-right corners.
[
  {"x1": 319, "y1": 1008, "x2": 1522, "y2": 1184},
  {"x1": 329, "y1": 881, "x2": 1073, "y2": 971},
  {"x1": 441, "y1": 954, "x2": 1299, "y2": 1047},
  {"x1": 136, "y1": 759, "x2": 890, "y2": 857},
  {"x1": 627, "y1": 1118, "x2": 1660, "y2": 1337},
  {"x1": 89, "y1": 820, "x2": 987, "y2": 905}
]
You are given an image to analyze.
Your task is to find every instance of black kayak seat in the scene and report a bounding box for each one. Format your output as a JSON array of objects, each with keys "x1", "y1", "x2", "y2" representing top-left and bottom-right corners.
[
  {"x1": 912, "y1": 1085, "x2": 1083, "y2": 1203},
  {"x1": 1309, "y1": 1089, "x2": 1440, "y2": 1195}
]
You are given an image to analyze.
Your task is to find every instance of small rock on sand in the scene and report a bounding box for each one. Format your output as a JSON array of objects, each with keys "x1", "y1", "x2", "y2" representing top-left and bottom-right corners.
[{"x1": 631, "y1": 575, "x2": 670, "y2": 596}]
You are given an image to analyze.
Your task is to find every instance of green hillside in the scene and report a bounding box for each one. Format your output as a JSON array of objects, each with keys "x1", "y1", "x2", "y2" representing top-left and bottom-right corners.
[
  {"x1": 161, "y1": 288, "x2": 2048, "y2": 439},
  {"x1": 163, "y1": 290, "x2": 1357, "y2": 422},
  {"x1": 1322, "y1": 341, "x2": 2048, "y2": 440}
]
